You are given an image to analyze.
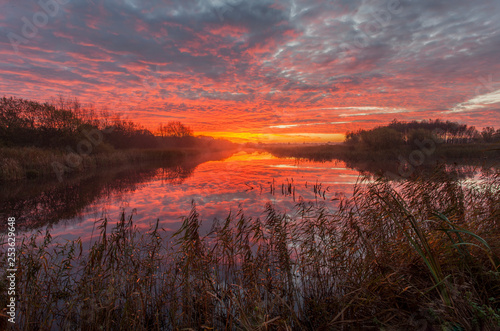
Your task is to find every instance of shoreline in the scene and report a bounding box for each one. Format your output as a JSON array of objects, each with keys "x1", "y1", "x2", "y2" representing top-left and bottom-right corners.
[
  {"x1": 0, "y1": 146, "x2": 238, "y2": 182},
  {"x1": 264, "y1": 143, "x2": 500, "y2": 163}
]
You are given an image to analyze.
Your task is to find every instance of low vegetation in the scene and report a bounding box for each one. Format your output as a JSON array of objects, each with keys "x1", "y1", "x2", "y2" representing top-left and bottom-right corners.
[
  {"x1": 1, "y1": 167, "x2": 499, "y2": 330},
  {"x1": 0, "y1": 147, "x2": 213, "y2": 181},
  {"x1": 266, "y1": 119, "x2": 500, "y2": 164},
  {"x1": 0, "y1": 96, "x2": 237, "y2": 181}
]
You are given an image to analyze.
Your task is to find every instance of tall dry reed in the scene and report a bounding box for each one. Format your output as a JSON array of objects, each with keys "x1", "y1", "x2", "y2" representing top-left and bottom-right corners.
[{"x1": 1, "y1": 167, "x2": 499, "y2": 330}]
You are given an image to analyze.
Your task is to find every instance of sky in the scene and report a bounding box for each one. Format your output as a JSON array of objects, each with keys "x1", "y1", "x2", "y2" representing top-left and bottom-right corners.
[{"x1": 1, "y1": 0, "x2": 500, "y2": 143}]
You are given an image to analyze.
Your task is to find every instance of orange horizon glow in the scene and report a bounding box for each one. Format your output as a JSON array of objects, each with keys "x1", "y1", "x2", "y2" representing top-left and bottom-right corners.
[{"x1": 194, "y1": 131, "x2": 345, "y2": 144}]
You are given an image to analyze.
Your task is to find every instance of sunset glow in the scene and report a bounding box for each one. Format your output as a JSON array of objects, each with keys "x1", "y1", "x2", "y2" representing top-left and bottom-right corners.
[
  {"x1": 1, "y1": 0, "x2": 500, "y2": 142},
  {"x1": 37, "y1": 151, "x2": 361, "y2": 241}
]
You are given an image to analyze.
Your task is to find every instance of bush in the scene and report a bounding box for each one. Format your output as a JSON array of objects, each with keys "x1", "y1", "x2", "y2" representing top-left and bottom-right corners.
[{"x1": 360, "y1": 127, "x2": 403, "y2": 150}]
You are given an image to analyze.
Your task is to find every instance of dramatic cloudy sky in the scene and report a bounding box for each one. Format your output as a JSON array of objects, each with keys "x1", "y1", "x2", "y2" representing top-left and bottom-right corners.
[{"x1": 1, "y1": 0, "x2": 499, "y2": 142}]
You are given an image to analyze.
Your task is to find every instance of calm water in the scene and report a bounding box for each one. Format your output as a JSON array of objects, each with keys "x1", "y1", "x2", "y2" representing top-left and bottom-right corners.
[{"x1": 0, "y1": 150, "x2": 490, "y2": 243}]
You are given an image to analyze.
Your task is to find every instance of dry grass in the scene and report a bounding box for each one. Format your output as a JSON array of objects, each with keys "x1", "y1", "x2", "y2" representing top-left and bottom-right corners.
[
  {"x1": 1, "y1": 167, "x2": 499, "y2": 330},
  {"x1": 0, "y1": 147, "x2": 205, "y2": 181}
]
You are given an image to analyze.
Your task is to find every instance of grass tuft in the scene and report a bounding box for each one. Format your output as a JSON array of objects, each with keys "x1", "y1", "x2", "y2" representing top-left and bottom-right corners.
[{"x1": 1, "y1": 168, "x2": 499, "y2": 330}]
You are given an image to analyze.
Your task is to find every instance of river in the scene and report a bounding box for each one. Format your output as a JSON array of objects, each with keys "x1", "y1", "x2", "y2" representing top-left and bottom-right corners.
[{"x1": 0, "y1": 149, "x2": 490, "y2": 244}]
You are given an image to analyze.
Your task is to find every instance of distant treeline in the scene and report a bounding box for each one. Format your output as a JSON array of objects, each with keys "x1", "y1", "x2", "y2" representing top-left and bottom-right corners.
[
  {"x1": 0, "y1": 96, "x2": 235, "y2": 151},
  {"x1": 345, "y1": 119, "x2": 500, "y2": 151},
  {"x1": 265, "y1": 119, "x2": 500, "y2": 165}
]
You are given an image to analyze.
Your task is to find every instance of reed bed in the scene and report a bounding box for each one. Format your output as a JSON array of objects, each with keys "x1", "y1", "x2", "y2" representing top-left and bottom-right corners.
[
  {"x1": 0, "y1": 147, "x2": 204, "y2": 181},
  {"x1": 1, "y1": 168, "x2": 499, "y2": 330}
]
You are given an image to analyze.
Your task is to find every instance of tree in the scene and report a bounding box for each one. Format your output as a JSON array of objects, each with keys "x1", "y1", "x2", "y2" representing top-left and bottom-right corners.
[
  {"x1": 408, "y1": 128, "x2": 435, "y2": 149},
  {"x1": 481, "y1": 127, "x2": 495, "y2": 143},
  {"x1": 360, "y1": 127, "x2": 403, "y2": 150},
  {"x1": 163, "y1": 121, "x2": 193, "y2": 137}
]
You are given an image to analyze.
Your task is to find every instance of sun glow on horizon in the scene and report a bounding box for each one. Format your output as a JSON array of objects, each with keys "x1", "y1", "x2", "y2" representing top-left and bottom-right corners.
[
  {"x1": 195, "y1": 131, "x2": 345, "y2": 144},
  {"x1": 1, "y1": 0, "x2": 499, "y2": 140}
]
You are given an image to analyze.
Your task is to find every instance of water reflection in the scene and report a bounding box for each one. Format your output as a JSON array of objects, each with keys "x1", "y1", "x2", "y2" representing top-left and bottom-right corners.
[
  {"x1": 1, "y1": 150, "x2": 496, "y2": 243},
  {"x1": 0, "y1": 150, "x2": 234, "y2": 231},
  {"x1": 338, "y1": 158, "x2": 497, "y2": 181}
]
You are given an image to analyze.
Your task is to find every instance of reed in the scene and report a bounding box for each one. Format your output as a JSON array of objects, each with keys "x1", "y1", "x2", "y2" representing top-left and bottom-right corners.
[
  {"x1": 0, "y1": 147, "x2": 207, "y2": 181},
  {"x1": 1, "y1": 168, "x2": 499, "y2": 330}
]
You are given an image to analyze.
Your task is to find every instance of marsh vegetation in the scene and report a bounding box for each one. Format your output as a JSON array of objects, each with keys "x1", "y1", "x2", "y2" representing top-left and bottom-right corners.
[
  {"x1": 266, "y1": 119, "x2": 500, "y2": 165},
  {"x1": 1, "y1": 167, "x2": 499, "y2": 330},
  {"x1": 0, "y1": 96, "x2": 236, "y2": 181},
  {"x1": 2, "y1": 96, "x2": 500, "y2": 329}
]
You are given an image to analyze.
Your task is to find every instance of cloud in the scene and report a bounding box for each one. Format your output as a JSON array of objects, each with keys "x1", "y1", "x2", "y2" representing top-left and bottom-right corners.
[
  {"x1": 0, "y1": 0, "x2": 499, "y2": 140},
  {"x1": 449, "y1": 89, "x2": 500, "y2": 113}
]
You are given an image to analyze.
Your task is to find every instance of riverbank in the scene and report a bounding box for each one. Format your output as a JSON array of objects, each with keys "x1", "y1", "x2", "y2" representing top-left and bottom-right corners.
[
  {"x1": 1, "y1": 168, "x2": 498, "y2": 330},
  {"x1": 0, "y1": 146, "x2": 237, "y2": 181},
  {"x1": 265, "y1": 143, "x2": 500, "y2": 163}
]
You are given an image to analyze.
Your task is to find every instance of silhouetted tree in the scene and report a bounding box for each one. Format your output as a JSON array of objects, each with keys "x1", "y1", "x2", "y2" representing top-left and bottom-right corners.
[
  {"x1": 482, "y1": 127, "x2": 495, "y2": 143},
  {"x1": 164, "y1": 121, "x2": 193, "y2": 137}
]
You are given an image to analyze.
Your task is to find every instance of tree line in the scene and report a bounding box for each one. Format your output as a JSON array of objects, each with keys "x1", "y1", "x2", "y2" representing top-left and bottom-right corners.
[
  {"x1": 0, "y1": 96, "x2": 235, "y2": 151},
  {"x1": 345, "y1": 119, "x2": 500, "y2": 150}
]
